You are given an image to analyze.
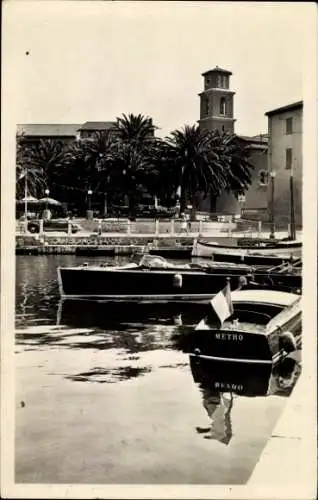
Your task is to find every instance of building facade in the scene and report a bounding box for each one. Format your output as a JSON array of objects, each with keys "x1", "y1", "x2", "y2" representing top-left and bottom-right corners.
[
  {"x1": 198, "y1": 67, "x2": 236, "y2": 133},
  {"x1": 265, "y1": 101, "x2": 303, "y2": 227},
  {"x1": 17, "y1": 124, "x2": 81, "y2": 145},
  {"x1": 197, "y1": 67, "x2": 268, "y2": 217}
]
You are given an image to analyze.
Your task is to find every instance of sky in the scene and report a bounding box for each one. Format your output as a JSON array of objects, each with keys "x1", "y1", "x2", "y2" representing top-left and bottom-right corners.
[{"x1": 3, "y1": 1, "x2": 311, "y2": 138}]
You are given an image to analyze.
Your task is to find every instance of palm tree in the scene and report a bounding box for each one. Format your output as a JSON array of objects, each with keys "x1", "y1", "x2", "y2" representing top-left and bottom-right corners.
[
  {"x1": 16, "y1": 133, "x2": 45, "y2": 199},
  {"x1": 166, "y1": 126, "x2": 254, "y2": 219},
  {"x1": 116, "y1": 113, "x2": 157, "y2": 146},
  {"x1": 111, "y1": 142, "x2": 152, "y2": 219},
  {"x1": 66, "y1": 130, "x2": 117, "y2": 215},
  {"x1": 112, "y1": 114, "x2": 159, "y2": 217},
  {"x1": 166, "y1": 125, "x2": 228, "y2": 218},
  {"x1": 24, "y1": 138, "x2": 70, "y2": 199}
]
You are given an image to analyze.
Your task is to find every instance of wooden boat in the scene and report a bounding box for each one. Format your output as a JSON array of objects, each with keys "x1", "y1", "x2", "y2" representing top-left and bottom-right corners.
[
  {"x1": 189, "y1": 352, "x2": 301, "y2": 398},
  {"x1": 192, "y1": 236, "x2": 302, "y2": 265},
  {"x1": 57, "y1": 255, "x2": 301, "y2": 302},
  {"x1": 178, "y1": 289, "x2": 301, "y2": 365}
]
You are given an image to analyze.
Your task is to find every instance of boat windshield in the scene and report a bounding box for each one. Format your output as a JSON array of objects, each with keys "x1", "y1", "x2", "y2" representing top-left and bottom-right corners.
[{"x1": 139, "y1": 254, "x2": 174, "y2": 269}]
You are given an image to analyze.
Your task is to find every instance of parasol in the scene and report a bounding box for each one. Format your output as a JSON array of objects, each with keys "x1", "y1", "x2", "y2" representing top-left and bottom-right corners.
[{"x1": 37, "y1": 197, "x2": 62, "y2": 206}]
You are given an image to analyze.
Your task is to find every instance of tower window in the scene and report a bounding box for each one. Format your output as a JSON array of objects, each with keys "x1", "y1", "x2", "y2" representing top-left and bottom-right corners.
[
  {"x1": 217, "y1": 75, "x2": 222, "y2": 87},
  {"x1": 285, "y1": 148, "x2": 293, "y2": 169},
  {"x1": 220, "y1": 97, "x2": 226, "y2": 115},
  {"x1": 222, "y1": 76, "x2": 227, "y2": 88},
  {"x1": 204, "y1": 97, "x2": 209, "y2": 116},
  {"x1": 286, "y1": 117, "x2": 293, "y2": 135}
]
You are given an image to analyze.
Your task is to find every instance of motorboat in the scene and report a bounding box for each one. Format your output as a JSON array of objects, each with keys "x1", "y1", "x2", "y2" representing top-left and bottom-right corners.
[
  {"x1": 192, "y1": 236, "x2": 302, "y2": 265},
  {"x1": 57, "y1": 255, "x2": 301, "y2": 302},
  {"x1": 177, "y1": 289, "x2": 301, "y2": 365}
]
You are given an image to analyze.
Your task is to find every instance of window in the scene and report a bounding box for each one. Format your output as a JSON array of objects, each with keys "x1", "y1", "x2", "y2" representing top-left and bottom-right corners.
[
  {"x1": 204, "y1": 97, "x2": 209, "y2": 116},
  {"x1": 217, "y1": 75, "x2": 222, "y2": 87},
  {"x1": 220, "y1": 97, "x2": 226, "y2": 115},
  {"x1": 259, "y1": 170, "x2": 268, "y2": 186},
  {"x1": 286, "y1": 117, "x2": 293, "y2": 135},
  {"x1": 222, "y1": 76, "x2": 227, "y2": 88},
  {"x1": 285, "y1": 148, "x2": 293, "y2": 169}
]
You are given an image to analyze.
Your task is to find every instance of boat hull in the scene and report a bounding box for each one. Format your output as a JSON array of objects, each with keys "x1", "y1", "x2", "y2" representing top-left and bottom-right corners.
[
  {"x1": 57, "y1": 266, "x2": 301, "y2": 301},
  {"x1": 58, "y1": 267, "x2": 248, "y2": 301},
  {"x1": 192, "y1": 238, "x2": 302, "y2": 264}
]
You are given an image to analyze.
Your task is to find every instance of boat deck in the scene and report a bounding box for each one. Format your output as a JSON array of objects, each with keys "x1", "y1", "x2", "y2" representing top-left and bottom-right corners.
[{"x1": 196, "y1": 319, "x2": 267, "y2": 334}]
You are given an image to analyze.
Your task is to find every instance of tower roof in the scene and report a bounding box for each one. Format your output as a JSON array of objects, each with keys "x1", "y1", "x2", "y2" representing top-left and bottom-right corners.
[{"x1": 202, "y1": 66, "x2": 232, "y2": 76}]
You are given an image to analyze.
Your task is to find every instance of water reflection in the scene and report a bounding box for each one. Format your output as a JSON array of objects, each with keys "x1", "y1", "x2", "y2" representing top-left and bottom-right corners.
[
  {"x1": 65, "y1": 366, "x2": 152, "y2": 384},
  {"x1": 189, "y1": 352, "x2": 301, "y2": 446},
  {"x1": 56, "y1": 298, "x2": 207, "y2": 330}
]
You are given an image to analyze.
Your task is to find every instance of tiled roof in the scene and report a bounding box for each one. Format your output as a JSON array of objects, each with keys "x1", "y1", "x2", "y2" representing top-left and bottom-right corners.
[
  {"x1": 17, "y1": 124, "x2": 81, "y2": 136},
  {"x1": 265, "y1": 101, "x2": 303, "y2": 117},
  {"x1": 202, "y1": 66, "x2": 232, "y2": 76},
  {"x1": 78, "y1": 121, "x2": 116, "y2": 131},
  {"x1": 239, "y1": 134, "x2": 268, "y2": 144}
]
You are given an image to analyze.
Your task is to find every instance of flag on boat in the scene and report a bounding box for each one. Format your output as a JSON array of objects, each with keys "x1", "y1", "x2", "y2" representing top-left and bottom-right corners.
[{"x1": 210, "y1": 280, "x2": 233, "y2": 326}]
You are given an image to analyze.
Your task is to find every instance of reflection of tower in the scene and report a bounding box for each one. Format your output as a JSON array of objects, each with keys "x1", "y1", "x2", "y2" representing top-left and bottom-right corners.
[{"x1": 198, "y1": 66, "x2": 236, "y2": 133}]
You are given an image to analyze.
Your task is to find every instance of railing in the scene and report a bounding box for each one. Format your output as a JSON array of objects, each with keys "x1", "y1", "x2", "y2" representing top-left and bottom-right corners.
[{"x1": 17, "y1": 217, "x2": 301, "y2": 240}]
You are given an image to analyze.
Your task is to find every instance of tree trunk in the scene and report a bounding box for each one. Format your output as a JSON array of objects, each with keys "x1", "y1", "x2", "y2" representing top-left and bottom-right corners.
[
  {"x1": 190, "y1": 194, "x2": 197, "y2": 221},
  {"x1": 128, "y1": 193, "x2": 136, "y2": 221}
]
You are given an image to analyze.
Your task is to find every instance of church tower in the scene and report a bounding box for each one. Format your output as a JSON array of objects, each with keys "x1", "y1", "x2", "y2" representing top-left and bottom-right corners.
[{"x1": 198, "y1": 66, "x2": 236, "y2": 133}]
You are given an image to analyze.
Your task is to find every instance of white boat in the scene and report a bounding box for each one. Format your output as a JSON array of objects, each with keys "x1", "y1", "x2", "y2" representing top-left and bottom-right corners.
[{"x1": 192, "y1": 236, "x2": 302, "y2": 265}]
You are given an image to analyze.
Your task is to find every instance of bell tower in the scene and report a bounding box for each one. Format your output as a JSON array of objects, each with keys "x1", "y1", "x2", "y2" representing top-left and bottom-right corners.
[{"x1": 198, "y1": 66, "x2": 236, "y2": 133}]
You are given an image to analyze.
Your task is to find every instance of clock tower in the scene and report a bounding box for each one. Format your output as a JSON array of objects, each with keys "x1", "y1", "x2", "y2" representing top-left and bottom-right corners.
[{"x1": 198, "y1": 66, "x2": 236, "y2": 133}]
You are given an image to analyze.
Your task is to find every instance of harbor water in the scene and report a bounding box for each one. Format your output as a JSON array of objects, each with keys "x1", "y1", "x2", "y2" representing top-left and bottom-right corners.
[{"x1": 15, "y1": 255, "x2": 301, "y2": 484}]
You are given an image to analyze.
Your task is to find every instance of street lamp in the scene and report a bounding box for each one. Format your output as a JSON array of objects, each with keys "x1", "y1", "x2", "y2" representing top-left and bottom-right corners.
[
  {"x1": 87, "y1": 189, "x2": 92, "y2": 212},
  {"x1": 269, "y1": 171, "x2": 276, "y2": 239},
  {"x1": 45, "y1": 188, "x2": 50, "y2": 212},
  {"x1": 238, "y1": 194, "x2": 246, "y2": 218},
  {"x1": 290, "y1": 165, "x2": 296, "y2": 240}
]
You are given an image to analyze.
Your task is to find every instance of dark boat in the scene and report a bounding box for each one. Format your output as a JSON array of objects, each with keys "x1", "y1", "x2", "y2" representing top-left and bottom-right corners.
[
  {"x1": 177, "y1": 289, "x2": 301, "y2": 365},
  {"x1": 192, "y1": 236, "x2": 302, "y2": 265},
  {"x1": 57, "y1": 254, "x2": 301, "y2": 302}
]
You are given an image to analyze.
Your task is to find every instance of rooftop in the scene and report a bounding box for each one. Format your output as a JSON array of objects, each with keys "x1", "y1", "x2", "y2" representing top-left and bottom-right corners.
[
  {"x1": 78, "y1": 121, "x2": 116, "y2": 131},
  {"x1": 239, "y1": 134, "x2": 268, "y2": 145},
  {"x1": 17, "y1": 124, "x2": 81, "y2": 136},
  {"x1": 265, "y1": 101, "x2": 303, "y2": 117},
  {"x1": 202, "y1": 66, "x2": 232, "y2": 76}
]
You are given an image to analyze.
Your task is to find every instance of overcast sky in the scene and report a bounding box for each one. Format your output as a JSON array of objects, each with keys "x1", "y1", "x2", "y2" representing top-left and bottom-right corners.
[{"x1": 3, "y1": 1, "x2": 311, "y2": 138}]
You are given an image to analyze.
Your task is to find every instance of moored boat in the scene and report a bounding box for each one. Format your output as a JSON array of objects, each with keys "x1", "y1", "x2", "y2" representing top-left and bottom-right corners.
[
  {"x1": 178, "y1": 289, "x2": 301, "y2": 365},
  {"x1": 57, "y1": 254, "x2": 301, "y2": 302},
  {"x1": 192, "y1": 236, "x2": 302, "y2": 265}
]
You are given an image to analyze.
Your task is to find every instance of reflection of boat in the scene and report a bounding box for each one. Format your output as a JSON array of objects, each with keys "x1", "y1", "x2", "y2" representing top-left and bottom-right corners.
[
  {"x1": 190, "y1": 351, "x2": 301, "y2": 398},
  {"x1": 190, "y1": 351, "x2": 301, "y2": 445},
  {"x1": 190, "y1": 356, "x2": 272, "y2": 397},
  {"x1": 56, "y1": 298, "x2": 209, "y2": 328},
  {"x1": 57, "y1": 254, "x2": 301, "y2": 302},
  {"x1": 192, "y1": 236, "x2": 302, "y2": 265},
  {"x1": 181, "y1": 289, "x2": 301, "y2": 365}
]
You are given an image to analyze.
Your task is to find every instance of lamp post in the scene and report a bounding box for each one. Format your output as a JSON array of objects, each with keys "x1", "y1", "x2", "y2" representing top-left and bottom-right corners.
[
  {"x1": 290, "y1": 165, "x2": 296, "y2": 240},
  {"x1": 87, "y1": 189, "x2": 93, "y2": 219},
  {"x1": 238, "y1": 194, "x2": 246, "y2": 218},
  {"x1": 45, "y1": 188, "x2": 50, "y2": 212},
  {"x1": 269, "y1": 171, "x2": 276, "y2": 239}
]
